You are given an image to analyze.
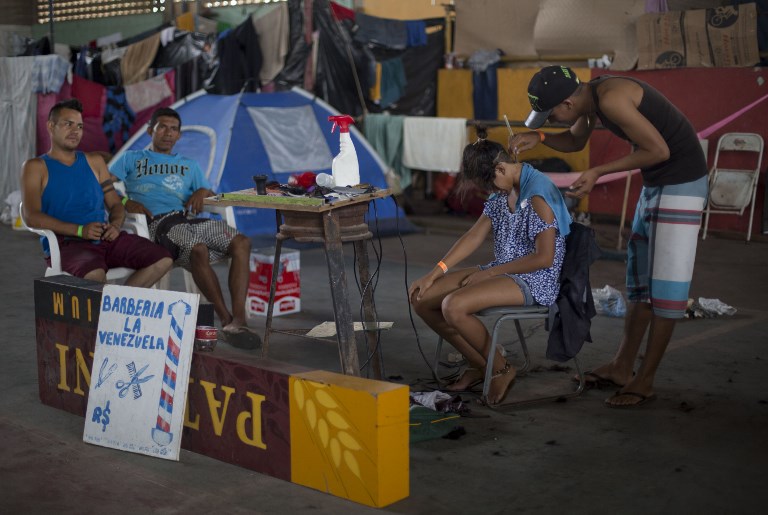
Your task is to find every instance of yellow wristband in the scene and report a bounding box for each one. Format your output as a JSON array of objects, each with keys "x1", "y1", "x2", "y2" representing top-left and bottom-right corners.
[
  {"x1": 536, "y1": 130, "x2": 546, "y2": 142},
  {"x1": 77, "y1": 225, "x2": 83, "y2": 238},
  {"x1": 121, "y1": 196, "x2": 129, "y2": 205},
  {"x1": 437, "y1": 260, "x2": 448, "y2": 274}
]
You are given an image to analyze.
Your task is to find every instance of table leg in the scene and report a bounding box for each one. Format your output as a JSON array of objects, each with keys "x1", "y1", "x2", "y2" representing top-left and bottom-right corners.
[
  {"x1": 354, "y1": 239, "x2": 383, "y2": 380},
  {"x1": 322, "y1": 211, "x2": 361, "y2": 376},
  {"x1": 262, "y1": 211, "x2": 283, "y2": 358}
]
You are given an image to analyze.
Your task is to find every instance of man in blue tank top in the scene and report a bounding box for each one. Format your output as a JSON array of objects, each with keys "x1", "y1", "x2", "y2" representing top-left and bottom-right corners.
[
  {"x1": 110, "y1": 107, "x2": 259, "y2": 349},
  {"x1": 510, "y1": 66, "x2": 709, "y2": 408},
  {"x1": 21, "y1": 99, "x2": 173, "y2": 288}
]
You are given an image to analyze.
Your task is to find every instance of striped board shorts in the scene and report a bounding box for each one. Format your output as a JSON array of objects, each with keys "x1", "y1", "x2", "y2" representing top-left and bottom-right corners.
[
  {"x1": 626, "y1": 175, "x2": 708, "y2": 319},
  {"x1": 149, "y1": 212, "x2": 241, "y2": 271}
]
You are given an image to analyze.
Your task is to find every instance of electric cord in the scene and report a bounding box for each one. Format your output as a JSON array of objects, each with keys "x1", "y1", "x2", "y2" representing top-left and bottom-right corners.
[
  {"x1": 388, "y1": 196, "x2": 443, "y2": 386},
  {"x1": 356, "y1": 201, "x2": 385, "y2": 375}
]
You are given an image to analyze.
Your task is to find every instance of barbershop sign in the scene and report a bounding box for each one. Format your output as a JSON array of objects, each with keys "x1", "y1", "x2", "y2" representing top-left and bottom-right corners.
[{"x1": 83, "y1": 284, "x2": 199, "y2": 460}]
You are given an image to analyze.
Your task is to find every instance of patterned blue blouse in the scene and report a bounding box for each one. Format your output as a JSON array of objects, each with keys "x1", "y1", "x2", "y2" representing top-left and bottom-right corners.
[{"x1": 480, "y1": 193, "x2": 566, "y2": 306}]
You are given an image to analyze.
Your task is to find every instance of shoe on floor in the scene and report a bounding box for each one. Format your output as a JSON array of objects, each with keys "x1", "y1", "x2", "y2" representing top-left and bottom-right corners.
[
  {"x1": 604, "y1": 391, "x2": 656, "y2": 409},
  {"x1": 220, "y1": 326, "x2": 262, "y2": 350}
]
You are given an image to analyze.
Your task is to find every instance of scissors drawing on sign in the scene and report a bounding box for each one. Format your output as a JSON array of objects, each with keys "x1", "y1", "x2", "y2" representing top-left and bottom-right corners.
[{"x1": 115, "y1": 362, "x2": 154, "y2": 399}]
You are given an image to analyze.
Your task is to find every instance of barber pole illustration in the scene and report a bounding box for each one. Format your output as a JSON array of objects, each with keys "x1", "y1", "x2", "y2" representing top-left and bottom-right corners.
[{"x1": 152, "y1": 300, "x2": 191, "y2": 446}]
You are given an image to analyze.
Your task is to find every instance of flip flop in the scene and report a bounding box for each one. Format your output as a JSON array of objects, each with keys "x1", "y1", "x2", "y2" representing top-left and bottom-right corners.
[
  {"x1": 573, "y1": 371, "x2": 624, "y2": 390},
  {"x1": 604, "y1": 391, "x2": 657, "y2": 409},
  {"x1": 220, "y1": 327, "x2": 262, "y2": 350}
]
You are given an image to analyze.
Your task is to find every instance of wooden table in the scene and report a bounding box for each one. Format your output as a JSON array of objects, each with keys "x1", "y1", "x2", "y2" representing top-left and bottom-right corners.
[{"x1": 205, "y1": 189, "x2": 391, "y2": 378}]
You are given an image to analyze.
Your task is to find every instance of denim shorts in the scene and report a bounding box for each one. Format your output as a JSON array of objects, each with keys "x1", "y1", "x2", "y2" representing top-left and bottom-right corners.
[
  {"x1": 505, "y1": 273, "x2": 535, "y2": 306},
  {"x1": 477, "y1": 265, "x2": 535, "y2": 306}
]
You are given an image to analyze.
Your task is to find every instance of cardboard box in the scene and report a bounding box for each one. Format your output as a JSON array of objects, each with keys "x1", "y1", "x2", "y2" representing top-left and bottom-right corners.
[
  {"x1": 704, "y1": 4, "x2": 760, "y2": 67},
  {"x1": 683, "y1": 9, "x2": 711, "y2": 68},
  {"x1": 636, "y1": 3, "x2": 759, "y2": 70},
  {"x1": 247, "y1": 247, "x2": 300, "y2": 317},
  {"x1": 636, "y1": 10, "x2": 686, "y2": 69}
]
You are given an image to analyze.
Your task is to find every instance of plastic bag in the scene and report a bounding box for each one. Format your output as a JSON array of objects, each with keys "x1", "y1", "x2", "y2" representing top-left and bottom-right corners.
[
  {"x1": 685, "y1": 297, "x2": 737, "y2": 318},
  {"x1": 592, "y1": 285, "x2": 627, "y2": 317}
]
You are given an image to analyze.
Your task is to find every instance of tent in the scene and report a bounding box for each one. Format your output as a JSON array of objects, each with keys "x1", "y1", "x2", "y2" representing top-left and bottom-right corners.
[{"x1": 113, "y1": 87, "x2": 409, "y2": 237}]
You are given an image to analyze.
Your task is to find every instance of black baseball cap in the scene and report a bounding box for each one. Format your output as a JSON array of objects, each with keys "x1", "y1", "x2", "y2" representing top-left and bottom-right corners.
[{"x1": 524, "y1": 66, "x2": 580, "y2": 129}]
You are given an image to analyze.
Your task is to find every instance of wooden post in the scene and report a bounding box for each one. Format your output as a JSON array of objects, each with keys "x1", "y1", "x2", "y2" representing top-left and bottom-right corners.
[{"x1": 443, "y1": 4, "x2": 454, "y2": 55}]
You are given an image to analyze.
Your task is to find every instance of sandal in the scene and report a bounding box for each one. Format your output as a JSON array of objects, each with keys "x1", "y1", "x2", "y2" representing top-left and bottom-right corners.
[{"x1": 220, "y1": 326, "x2": 262, "y2": 350}]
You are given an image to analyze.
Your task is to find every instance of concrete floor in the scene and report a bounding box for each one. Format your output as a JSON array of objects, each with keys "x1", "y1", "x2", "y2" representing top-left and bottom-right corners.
[{"x1": 1, "y1": 216, "x2": 767, "y2": 514}]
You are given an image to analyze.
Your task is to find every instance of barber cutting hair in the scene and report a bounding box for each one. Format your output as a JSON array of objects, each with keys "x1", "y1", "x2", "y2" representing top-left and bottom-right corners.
[{"x1": 509, "y1": 65, "x2": 708, "y2": 408}]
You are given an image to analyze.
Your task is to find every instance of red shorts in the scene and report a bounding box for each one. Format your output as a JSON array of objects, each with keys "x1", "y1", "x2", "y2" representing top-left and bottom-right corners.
[{"x1": 47, "y1": 232, "x2": 172, "y2": 278}]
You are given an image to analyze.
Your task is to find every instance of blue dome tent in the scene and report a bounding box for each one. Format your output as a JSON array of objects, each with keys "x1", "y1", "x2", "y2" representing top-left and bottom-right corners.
[{"x1": 113, "y1": 87, "x2": 409, "y2": 238}]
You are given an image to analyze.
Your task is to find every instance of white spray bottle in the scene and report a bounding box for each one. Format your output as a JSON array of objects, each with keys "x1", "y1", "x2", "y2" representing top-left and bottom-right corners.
[{"x1": 328, "y1": 115, "x2": 360, "y2": 187}]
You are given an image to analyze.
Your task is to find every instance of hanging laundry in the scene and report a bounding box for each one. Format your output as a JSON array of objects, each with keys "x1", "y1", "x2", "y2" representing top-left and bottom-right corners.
[
  {"x1": 364, "y1": 114, "x2": 412, "y2": 189},
  {"x1": 1, "y1": 57, "x2": 37, "y2": 203},
  {"x1": 196, "y1": 16, "x2": 218, "y2": 35},
  {"x1": 72, "y1": 75, "x2": 106, "y2": 117},
  {"x1": 330, "y1": 1, "x2": 355, "y2": 21},
  {"x1": 468, "y1": 49, "x2": 502, "y2": 121},
  {"x1": 125, "y1": 74, "x2": 173, "y2": 114},
  {"x1": 32, "y1": 55, "x2": 70, "y2": 94},
  {"x1": 472, "y1": 62, "x2": 499, "y2": 120},
  {"x1": 74, "y1": 46, "x2": 89, "y2": 79},
  {"x1": 354, "y1": 13, "x2": 407, "y2": 50},
  {"x1": 103, "y1": 87, "x2": 136, "y2": 153},
  {"x1": 253, "y1": 2, "x2": 290, "y2": 83},
  {"x1": 402, "y1": 117, "x2": 467, "y2": 172},
  {"x1": 212, "y1": 17, "x2": 263, "y2": 94},
  {"x1": 120, "y1": 32, "x2": 160, "y2": 85},
  {"x1": 405, "y1": 20, "x2": 427, "y2": 47},
  {"x1": 160, "y1": 27, "x2": 175, "y2": 47},
  {"x1": 380, "y1": 57, "x2": 407, "y2": 109}
]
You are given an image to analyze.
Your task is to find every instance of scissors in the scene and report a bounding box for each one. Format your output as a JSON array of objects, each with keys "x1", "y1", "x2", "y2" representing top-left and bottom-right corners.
[{"x1": 115, "y1": 364, "x2": 154, "y2": 398}]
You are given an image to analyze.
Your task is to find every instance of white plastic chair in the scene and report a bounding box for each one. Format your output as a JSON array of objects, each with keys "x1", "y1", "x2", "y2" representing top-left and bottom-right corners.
[
  {"x1": 702, "y1": 133, "x2": 764, "y2": 242},
  {"x1": 20, "y1": 201, "x2": 140, "y2": 283},
  {"x1": 125, "y1": 202, "x2": 236, "y2": 296}
]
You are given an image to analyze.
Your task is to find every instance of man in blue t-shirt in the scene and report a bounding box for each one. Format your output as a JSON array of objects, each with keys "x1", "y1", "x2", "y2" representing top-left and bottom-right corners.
[{"x1": 110, "y1": 107, "x2": 259, "y2": 349}]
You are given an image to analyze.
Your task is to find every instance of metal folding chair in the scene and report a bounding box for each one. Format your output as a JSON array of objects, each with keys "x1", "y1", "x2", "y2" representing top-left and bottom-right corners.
[
  {"x1": 433, "y1": 304, "x2": 585, "y2": 406},
  {"x1": 702, "y1": 132, "x2": 764, "y2": 242}
]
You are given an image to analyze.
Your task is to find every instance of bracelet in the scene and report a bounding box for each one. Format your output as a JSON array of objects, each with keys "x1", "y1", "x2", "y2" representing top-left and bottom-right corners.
[
  {"x1": 121, "y1": 196, "x2": 129, "y2": 205},
  {"x1": 437, "y1": 260, "x2": 448, "y2": 274},
  {"x1": 536, "y1": 130, "x2": 546, "y2": 142},
  {"x1": 76, "y1": 225, "x2": 83, "y2": 238}
]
